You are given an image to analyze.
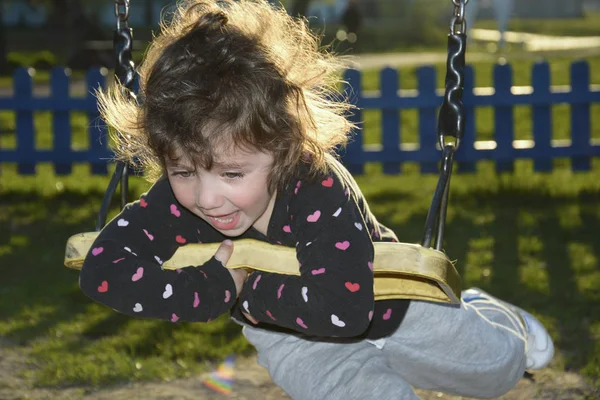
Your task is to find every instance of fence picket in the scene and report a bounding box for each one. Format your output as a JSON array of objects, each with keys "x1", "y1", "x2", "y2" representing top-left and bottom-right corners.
[
  {"x1": 417, "y1": 66, "x2": 438, "y2": 173},
  {"x1": 14, "y1": 68, "x2": 35, "y2": 174},
  {"x1": 380, "y1": 67, "x2": 400, "y2": 174},
  {"x1": 493, "y1": 63, "x2": 514, "y2": 172},
  {"x1": 532, "y1": 62, "x2": 553, "y2": 172},
  {"x1": 86, "y1": 68, "x2": 108, "y2": 174},
  {"x1": 51, "y1": 68, "x2": 72, "y2": 174},
  {"x1": 343, "y1": 69, "x2": 364, "y2": 175},
  {"x1": 570, "y1": 61, "x2": 591, "y2": 171},
  {"x1": 459, "y1": 65, "x2": 476, "y2": 173}
]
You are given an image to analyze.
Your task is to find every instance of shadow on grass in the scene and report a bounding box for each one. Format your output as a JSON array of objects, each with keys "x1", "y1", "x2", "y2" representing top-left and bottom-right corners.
[
  {"x1": 1, "y1": 186, "x2": 599, "y2": 386},
  {"x1": 0, "y1": 190, "x2": 249, "y2": 360},
  {"x1": 370, "y1": 187, "x2": 600, "y2": 382}
]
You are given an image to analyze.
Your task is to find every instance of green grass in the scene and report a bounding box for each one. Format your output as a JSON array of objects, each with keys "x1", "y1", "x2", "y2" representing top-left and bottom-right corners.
[
  {"x1": 474, "y1": 12, "x2": 600, "y2": 37},
  {"x1": 1, "y1": 55, "x2": 599, "y2": 394}
]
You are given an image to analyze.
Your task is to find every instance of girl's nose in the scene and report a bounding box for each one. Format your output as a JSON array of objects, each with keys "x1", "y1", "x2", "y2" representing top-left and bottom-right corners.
[{"x1": 195, "y1": 180, "x2": 224, "y2": 211}]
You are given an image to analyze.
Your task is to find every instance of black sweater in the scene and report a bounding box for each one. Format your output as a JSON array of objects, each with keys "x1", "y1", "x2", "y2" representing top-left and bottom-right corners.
[{"x1": 80, "y1": 157, "x2": 409, "y2": 339}]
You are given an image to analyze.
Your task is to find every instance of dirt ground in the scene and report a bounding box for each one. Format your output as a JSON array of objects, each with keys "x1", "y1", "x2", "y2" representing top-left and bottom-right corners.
[{"x1": 0, "y1": 342, "x2": 595, "y2": 400}]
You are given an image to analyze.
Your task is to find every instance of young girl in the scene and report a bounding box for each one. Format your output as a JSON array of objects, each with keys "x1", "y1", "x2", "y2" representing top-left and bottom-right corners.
[{"x1": 79, "y1": 1, "x2": 554, "y2": 398}]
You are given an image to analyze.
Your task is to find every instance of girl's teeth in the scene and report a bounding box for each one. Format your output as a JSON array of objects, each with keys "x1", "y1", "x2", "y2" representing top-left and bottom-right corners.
[{"x1": 215, "y1": 217, "x2": 233, "y2": 223}]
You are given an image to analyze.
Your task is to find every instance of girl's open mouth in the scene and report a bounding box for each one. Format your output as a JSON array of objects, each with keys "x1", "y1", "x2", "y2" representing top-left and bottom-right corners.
[{"x1": 208, "y1": 211, "x2": 240, "y2": 230}]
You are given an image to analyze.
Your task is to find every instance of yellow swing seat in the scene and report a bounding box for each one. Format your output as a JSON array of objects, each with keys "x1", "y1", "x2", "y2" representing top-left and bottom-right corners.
[{"x1": 64, "y1": 232, "x2": 461, "y2": 304}]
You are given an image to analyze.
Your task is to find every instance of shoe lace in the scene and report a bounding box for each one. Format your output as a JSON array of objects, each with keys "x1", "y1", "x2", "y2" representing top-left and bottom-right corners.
[{"x1": 461, "y1": 296, "x2": 528, "y2": 354}]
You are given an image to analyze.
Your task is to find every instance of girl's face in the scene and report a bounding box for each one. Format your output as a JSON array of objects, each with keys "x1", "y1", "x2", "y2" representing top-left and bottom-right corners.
[{"x1": 166, "y1": 146, "x2": 276, "y2": 238}]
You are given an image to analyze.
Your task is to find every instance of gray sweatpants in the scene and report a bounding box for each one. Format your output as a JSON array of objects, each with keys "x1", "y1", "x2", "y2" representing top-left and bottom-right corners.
[{"x1": 241, "y1": 290, "x2": 527, "y2": 400}]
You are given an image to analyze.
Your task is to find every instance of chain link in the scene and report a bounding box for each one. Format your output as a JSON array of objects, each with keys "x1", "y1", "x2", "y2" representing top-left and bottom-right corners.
[
  {"x1": 113, "y1": 0, "x2": 135, "y2": 94},
  {"x1": 450, "y1": 0, "x2": 468, "y2": 35},
  {"x1": 114, "y1": 0, "x2": 130, "y2": 31}
]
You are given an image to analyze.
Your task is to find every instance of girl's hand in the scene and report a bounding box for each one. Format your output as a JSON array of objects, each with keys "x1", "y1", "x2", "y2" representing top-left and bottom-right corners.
[
  {"x1": 214, "y1": 241, "x2": 256, "y2": 323},
  {"x1": 214, "y1": 240, "x2": 248, "y2": 297},
  {"x1": 242, "y1": 311, "x2": 259, "y2": 324}
]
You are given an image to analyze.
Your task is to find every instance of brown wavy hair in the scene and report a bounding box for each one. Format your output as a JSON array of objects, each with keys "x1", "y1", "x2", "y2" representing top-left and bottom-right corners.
[{"x1": 96, "y1": 0, "x2": 355, "y2": 193}]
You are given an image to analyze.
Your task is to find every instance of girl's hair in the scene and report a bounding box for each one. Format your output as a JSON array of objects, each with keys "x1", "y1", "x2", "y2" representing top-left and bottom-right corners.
[{"x1": 97, "y1": 0, "x2": 355, "y2": 193}]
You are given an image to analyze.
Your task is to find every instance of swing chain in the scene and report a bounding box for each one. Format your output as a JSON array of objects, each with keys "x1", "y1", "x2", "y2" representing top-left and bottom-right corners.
[
  {"x1": 450, "y1": 0, "x2": 468, "y2": 35},
  {"x1": 96, "y1": 0, "x2": 135, "y2": 231},
  {"x1": 114, "y1": 0, "x2": 130, "y2": 31},
  {"x1": 421, "y1": 0, "x2": 468, "y2": 251},
  {"x1": 113, "y1": 0, "x2": 135, "y2": 95}
]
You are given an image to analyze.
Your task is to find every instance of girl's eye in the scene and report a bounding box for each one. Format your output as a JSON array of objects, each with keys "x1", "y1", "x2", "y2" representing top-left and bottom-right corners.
[
  {"x1": 223, "y1": 172, "x2": 245, "y2": 180},
  {"x1": 171, "y1": 171, "x2": 194, "y2": 178}
]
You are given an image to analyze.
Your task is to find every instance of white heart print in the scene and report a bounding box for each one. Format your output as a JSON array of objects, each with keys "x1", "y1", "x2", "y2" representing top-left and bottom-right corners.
[
  {"x1": 133, "y1": 303, "x2": 143, "y2": 312},
  {"x1": 301, "y1": 287, "x2": 308, "y2": 302},
  {"x1": 243, "y1": 300, "x2": 250, "y2": 313},
  {"x1": 331, "y1": 314, "x2": 346, "y2": 327},
  {"x1": 354, "y1": 222, "x2": 362, "y2": 231},
  {"x1": 333, "y1": 207, "x2": 342, "y2": 217},
  {"x1": 163, "y1": 284, "x2": 173, "y2": 299},
  {"x1": 117, "y1": 218, "x2": 129, "y2": 227},
  {"x1": 124, "y1": 247, "x2": 137, "y2": 256},
  {"x1": 154, "y1": 255, "x2": 163, "y2": 264}
]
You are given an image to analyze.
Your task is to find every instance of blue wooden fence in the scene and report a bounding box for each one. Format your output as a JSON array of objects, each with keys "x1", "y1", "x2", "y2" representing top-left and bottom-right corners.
[
  {"x1": 341, "y1": 60, "x2": 600, "y2": 174},
  {"x1": 1, "y1": 61, "x2": 599, "y2": 175}
]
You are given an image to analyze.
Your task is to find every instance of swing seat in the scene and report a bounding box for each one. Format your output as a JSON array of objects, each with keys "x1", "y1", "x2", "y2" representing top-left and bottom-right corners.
[{"x1": 64, "y1": 232, "x2": 461, "y2": 304}]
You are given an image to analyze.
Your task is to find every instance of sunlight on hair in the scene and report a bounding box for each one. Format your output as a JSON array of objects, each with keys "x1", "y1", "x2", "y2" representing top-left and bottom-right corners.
[{"x1": 96, "y1": 0, "x2": 357, "y2": 188}]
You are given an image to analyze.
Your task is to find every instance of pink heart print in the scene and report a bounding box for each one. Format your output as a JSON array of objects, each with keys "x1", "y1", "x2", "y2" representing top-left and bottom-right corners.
[
  {"x1": 368, "y1": 310, "x2": 374, "y2": 321},
  {"x1": 175, "y1": 235, "x2": 186, "y2": 244},
  {"x1": 171, "y1": 313, "x2": 179, "y2": 322},
  {"x1": 143, "y1": 229, "x2": 154, "y2": 241},
  {"x1": 306, "y1": 210, "x2": 321, "y2": 222},
  {"x1": 368, "y1": 261, "x2": 373, "y2": 271},
  {"x1": 97, "y1": 280, "x2": 108, "y2": 293},
  {"x1": 335, "y1": 241, "x2": 350, "y2": 250},
  {"x1": 311, "y1": 268, "x2": 326, "y2": 275},
  {"x1": 345, "y1": 282, "x2": 360, "y2": 292},
  {"x1": 224, "y1": 290, "x2": 231, "y2": 303},
  {"x1": 140, "y1": 198, "x2": 148, "y2": 208},
  {"x1": 170, "y1": 204, "x2": 181, "y2": 217},
  {"x1": 131, "y1": 267, "x2": 144, "y2": 282},
  {"x1": 253, "y1": 274, "x2": 262, "y2": 290},
  {"x1": 277, "y1": 284, "x2": 285, "y2": 299},
  {"x1": 91, "y1": 247, "x2": 103, "y2": 256},
  {"x1": 266, "y1": 310, "x2": 276, "y2": 320},
  {"x1": 296, "y1": 317, "x2": 308, "y2": 329},
  {"x1": 283, "y1": 225, "x2": 291, "y2": 233},
  {"x1": 321, "y1": 177, "x2": 333, "y2": 187},
  {"x1": 193, "y1": 292, "x2": 200, "y2": 308},
  {"x1": 383, "y1": 308, "x2": 392, "y2": 320}
]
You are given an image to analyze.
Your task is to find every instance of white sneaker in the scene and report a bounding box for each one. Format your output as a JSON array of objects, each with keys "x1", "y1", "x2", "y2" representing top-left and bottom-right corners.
[{"x1": 462, "y1": 288, "x2": 555, "y2": 370}]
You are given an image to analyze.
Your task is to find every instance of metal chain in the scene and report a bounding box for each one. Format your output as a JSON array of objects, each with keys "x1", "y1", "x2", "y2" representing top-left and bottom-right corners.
[
  {"x1": 421, "y1": 0, "x2": 468, "y2": 249},
  {"x1": 96, "y1": 0, "x2": 135, "y2": 230},
  {"x1": 450, "y1": 0, "x2": 468, "y2": 35},
  {"x1": 113, "y1": 0, "x2": 135, "y2": 93},
  {"x1": 114, "y1": 0, "x2": 130, "y2": 31}
]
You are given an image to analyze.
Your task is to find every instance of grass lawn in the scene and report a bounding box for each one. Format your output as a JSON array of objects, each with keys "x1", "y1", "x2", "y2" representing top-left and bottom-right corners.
[
  {"x1": 473, "y1": 12, "x2": 600, "y2": 38},
  {"x1": 1, "y1": 54, "x2": 599, "y2": 393}
]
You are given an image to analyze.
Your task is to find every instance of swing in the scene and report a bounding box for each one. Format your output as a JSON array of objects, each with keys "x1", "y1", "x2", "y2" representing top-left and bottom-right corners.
[{"x1": 64, "y1": 0, "x2": 468, "y2": 305}]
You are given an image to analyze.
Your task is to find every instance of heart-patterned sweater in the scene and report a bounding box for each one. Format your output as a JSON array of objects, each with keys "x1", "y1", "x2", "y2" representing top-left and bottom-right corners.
[{"x1": 79, "y1": 156, "x2": 409, "y2": 339}]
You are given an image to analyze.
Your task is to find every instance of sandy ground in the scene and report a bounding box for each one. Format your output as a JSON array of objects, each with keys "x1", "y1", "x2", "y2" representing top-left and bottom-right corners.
[{"x1": 0, "y1": 341, "x2": 595, "y2": 400}]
